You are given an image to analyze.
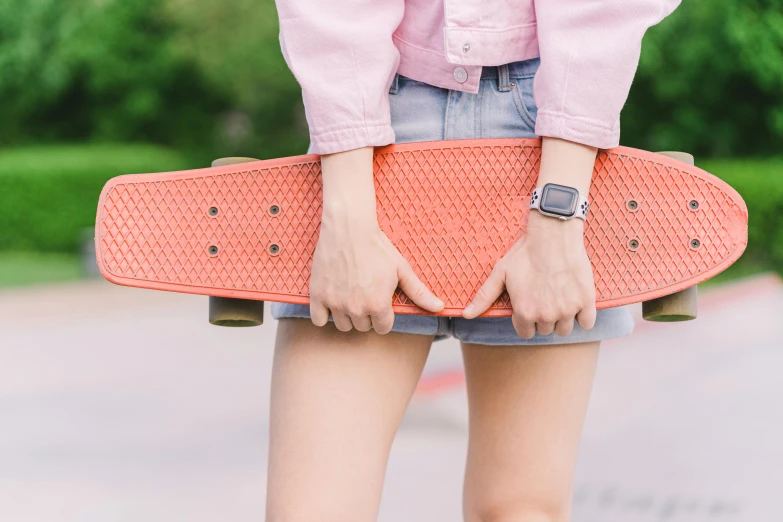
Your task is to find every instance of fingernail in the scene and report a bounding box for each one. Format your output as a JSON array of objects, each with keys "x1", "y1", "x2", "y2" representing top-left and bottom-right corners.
[
  {"x1": 434, "y1": 298, "x2": 445, "y2": 309},
  {"x1": 464, "y1": 304, "x2": 475, "y2": 316}
]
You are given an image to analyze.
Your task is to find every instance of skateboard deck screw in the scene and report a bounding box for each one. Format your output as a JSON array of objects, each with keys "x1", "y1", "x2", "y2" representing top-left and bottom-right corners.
[
  {"x1": 270, "y1": 205, "x2": 280, "y2": 215},
  {"x1": 627, "y1": 200, "x2": 638, "y2": 210},
  {"x1": 629, "y1": 239, "x2": 640, "y2": 250},
  {"x1": 208, "y1": 207, "x2": 218, "y2": 216},
  {"x1": 689, "y1": 200, "x2": 699, "y2": 210},
  {"x1": 690, "y1": 238, "x2": 701, "y2": 249},
  {"x1": 269, "y1": 244, "x2": 280, "y2": 255},
  {"x1": 208, "y1": 245, "x2": 219, "y2": 256}
]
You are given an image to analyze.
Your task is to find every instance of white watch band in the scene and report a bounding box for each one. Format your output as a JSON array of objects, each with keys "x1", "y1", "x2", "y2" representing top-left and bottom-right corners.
[{"x1": 529, "y1": 186, "x2": 590, "y2": 221}]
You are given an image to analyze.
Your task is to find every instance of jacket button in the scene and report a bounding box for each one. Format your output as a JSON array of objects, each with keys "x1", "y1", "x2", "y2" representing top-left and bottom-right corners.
[{"x1": 453, "y1": 67, "x2": 468, "y2": 84}]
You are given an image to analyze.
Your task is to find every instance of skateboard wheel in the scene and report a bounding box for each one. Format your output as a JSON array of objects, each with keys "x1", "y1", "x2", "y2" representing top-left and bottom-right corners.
[
  {"x1": 211, "y1": 157, "x2": 261, "y2": 167},
  {"x1": 209, "y1": 296, "x2": 264, "y2": 327},
  {"x1": 642, "y1": 151, "x2": 699, "y2": 322},
  {"x1": 207, "y1": 157, "x2": 264, "y2": 327},
  {"x1": 656, "y1": 151, "x2": 694, "y2": 165},
  {"x1": 642, "y1": 286, "x2": 697, "y2": 322}
]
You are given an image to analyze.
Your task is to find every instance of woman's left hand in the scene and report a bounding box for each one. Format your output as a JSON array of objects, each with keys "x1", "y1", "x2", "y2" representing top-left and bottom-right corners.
[{"x1": 462, "y1": 211, "x2": 597, "y2": 338}]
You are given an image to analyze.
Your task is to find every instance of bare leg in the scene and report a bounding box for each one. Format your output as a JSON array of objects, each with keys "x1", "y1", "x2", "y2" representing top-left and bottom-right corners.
[
  {"x1": 266, "y1": 318, "x2": 434, "y2": 521},
  {"x1": 461, "y1": 341, "x2": 600, "y2": 522}
]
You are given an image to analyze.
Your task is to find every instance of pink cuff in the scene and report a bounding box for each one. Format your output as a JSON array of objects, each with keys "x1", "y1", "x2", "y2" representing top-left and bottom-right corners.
[
  {"x1": 309, "y1": 123, "x2": 396, "y2": 155},
  {"x1": 535, "y1": 110, "x2": 621, "y2": 149}
]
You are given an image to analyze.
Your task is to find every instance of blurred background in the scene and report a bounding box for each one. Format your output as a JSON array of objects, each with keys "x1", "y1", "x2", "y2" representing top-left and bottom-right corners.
[{"x1": 0, "y1": 0, "x2": 781, "y2": 521}]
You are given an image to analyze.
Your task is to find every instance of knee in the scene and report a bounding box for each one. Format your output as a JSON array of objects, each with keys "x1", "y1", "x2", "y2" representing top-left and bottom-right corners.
[{"x1": 464, "y1": 494, "x2": 571, "y2": 522}]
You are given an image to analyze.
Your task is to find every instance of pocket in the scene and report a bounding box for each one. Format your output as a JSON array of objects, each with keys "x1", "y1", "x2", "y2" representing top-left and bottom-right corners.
[{"x1": 510, "y1": 76, "x2": 538, "y2": 129}]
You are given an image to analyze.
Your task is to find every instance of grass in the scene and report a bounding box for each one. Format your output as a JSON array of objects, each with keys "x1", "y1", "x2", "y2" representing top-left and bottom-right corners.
[
  {"x1": 699, "y1": 255, "x2": 770, "y2": 287},
  {"x1": 0, "y1": 251, "x2": 82, "y2": 288},
  {"x1": 702, "y1": 157, "x2": 783, "y2": 284}
]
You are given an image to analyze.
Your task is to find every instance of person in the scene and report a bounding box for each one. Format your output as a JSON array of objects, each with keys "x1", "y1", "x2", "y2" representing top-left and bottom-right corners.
[{"x1": 268, "y1": 0, "x2": 680, "y2": 520}]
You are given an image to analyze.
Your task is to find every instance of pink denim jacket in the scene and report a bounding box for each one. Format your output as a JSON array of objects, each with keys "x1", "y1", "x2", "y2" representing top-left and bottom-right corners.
[{"x1": 275, "y1": 0, "x2": 680, "y2": 154}]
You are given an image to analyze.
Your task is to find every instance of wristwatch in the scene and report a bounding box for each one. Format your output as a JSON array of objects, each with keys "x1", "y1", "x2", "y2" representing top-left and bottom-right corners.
[{"x1": 529, "y1": 183, "x2": 589, "y2": 221}]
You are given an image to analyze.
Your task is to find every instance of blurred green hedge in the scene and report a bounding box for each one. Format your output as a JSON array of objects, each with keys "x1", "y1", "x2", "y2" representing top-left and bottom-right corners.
[
  {"x1": 702, "y1": 159, "x2": 783, "y2": 274},
  {"x1": 0, "y1": 144, "x2": 190, "y2": 252}
]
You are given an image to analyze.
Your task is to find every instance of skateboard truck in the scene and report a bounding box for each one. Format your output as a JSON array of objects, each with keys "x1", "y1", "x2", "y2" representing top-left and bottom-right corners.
[
  {"x1": 642, "y1": 151, "x2": 698, "y2": 322},
  {"x1": 207, "y1": 157, "x2": 266, "y2": 327}
]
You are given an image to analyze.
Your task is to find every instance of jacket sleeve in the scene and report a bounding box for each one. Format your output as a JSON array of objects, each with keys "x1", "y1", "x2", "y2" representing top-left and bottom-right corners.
[
  {"x1": 275, "y1": 0, "x2": 404, "y2": 155},
  {"x1": 532, "y1": 0, "x2": 680, "y2": 149}
]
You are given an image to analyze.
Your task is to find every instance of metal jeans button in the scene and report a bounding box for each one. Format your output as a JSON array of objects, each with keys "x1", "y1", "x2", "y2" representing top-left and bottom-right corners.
[{"x1": 453, "y1": 67, "x2": 468, "y2": 84}]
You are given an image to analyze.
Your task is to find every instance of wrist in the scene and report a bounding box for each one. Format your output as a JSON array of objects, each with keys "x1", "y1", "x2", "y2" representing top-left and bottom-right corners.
[
  {"x1": 321, "y1": 146, "x2": 378, "y2": 220},
  {"x1": 526, "y1": 210, "x2": 585, "y2": 236},
  {"x1": 322, "y1": 198, "x2": 378, "y2": 225},
  {"x1": 537, "y1": 137, "x2": 596, "y2": 195}
]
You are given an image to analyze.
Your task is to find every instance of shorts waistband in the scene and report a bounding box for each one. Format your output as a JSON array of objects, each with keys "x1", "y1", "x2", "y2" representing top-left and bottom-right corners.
[{"x1": 480, "y1": 58, "x2": 540, "y2": 79}]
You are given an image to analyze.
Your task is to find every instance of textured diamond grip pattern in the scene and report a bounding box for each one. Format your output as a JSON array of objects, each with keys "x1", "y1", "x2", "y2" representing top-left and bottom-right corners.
[{"x1": 96, "y1": 139, "x2": 748, "y2": 316}]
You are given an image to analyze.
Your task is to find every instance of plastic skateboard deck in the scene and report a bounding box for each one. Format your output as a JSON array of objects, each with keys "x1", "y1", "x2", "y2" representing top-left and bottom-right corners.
[{"x1": 95, "y1": 138, "x2": 748, "y2": 317}]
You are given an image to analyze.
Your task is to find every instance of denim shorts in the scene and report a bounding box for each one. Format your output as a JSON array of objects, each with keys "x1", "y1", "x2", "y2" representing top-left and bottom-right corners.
[{"x1": 272, "y1": 58, "x2": 635, "y2": 345}]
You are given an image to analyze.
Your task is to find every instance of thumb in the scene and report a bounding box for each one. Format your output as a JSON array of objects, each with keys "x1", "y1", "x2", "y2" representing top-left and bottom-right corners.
[
  {"x1": 397, "y1": 260, "x2": 445, "y2": 313},
  {"x1": 463, "y1": 266, "x2": 506, "y2": 319}
]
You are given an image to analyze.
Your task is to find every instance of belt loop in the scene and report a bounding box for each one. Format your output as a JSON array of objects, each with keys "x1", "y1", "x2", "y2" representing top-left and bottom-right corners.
[
  {"x1": 497, "y1": 64, "x2": 511, "y2": 92},
  {"x1": 389, "y1": 73, "x2": 400, "y2": 95}
]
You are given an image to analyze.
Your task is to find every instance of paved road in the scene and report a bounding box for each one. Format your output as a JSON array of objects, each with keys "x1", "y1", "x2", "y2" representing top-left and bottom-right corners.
[{"x1": 0, "y1": 275, "x2": 781, "y2": 521}]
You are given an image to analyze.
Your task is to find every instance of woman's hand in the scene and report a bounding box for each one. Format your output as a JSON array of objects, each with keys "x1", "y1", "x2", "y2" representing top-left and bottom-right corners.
[
  {"x1": 462, "y1": 137, "x2": 599, "y2": 338},
  {"x1": 310, "y1": 147, "x2": 444, "y2": 334},
  {"x1": 462, "y1": 212, "x2": 597, "y2": 338}
]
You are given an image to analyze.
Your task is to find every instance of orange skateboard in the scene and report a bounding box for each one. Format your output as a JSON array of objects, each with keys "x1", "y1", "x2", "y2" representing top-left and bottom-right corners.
[{"x1": 95, "y1": 138, "x2": 748, "y2": 324}]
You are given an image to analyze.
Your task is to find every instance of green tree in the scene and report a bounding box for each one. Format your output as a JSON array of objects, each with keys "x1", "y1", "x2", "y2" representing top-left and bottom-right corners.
[
  {"x1": 167, "y1": 0, "x2": 308, "y2": 158},
  {"x1": 622, "y1": 0, "x2": 783, "y2": 157},
  {"x1": 0, "y1": 0, "x2": 228, "y2": 151}
]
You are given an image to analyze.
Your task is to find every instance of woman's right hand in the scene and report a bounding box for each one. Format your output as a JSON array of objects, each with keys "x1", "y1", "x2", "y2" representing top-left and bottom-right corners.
[{"x1": 309, "y1": 147, "x2": 444, "y2": 334}]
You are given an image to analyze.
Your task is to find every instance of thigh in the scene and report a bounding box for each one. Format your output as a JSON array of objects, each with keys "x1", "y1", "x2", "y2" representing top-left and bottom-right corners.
[
  {"x1": 266, "y1": 318, "x2": 434, "y2": 521},
  {"x1": 461, "y1": 341, "x2": 600, "y2": 522}
]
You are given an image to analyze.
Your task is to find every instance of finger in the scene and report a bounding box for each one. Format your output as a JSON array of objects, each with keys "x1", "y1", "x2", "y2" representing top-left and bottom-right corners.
[
  {"x1": 535, "y1": 321, "x2": 556, "y2": 336},
  {"x1": 512, "y1": 313, "x2": 536, "y2": 339},
  {"x1": 350, "y1": 314, "x2": 373, "y2": 333},
  {"x1": 397, "y1": 261, "x2": 444, "y2": 313},
  {"x1": 371, "y1": 308, "x2": 395, "y2": 335},
  {"x1": 463, "y1": 267, "x2": 505, "y2": 319},
  {"x1": 310, "y1": 300, "x2": 330, "y2": 327},
  {"x1": 331, "y1": 311, "x2": 353, "y2": 332},
  {"x1": 576, "y1": 304, "x2": 597, "y2": 331},
  {"x1": 554, "y1": 317, "x2": 575, "y2": 337}
]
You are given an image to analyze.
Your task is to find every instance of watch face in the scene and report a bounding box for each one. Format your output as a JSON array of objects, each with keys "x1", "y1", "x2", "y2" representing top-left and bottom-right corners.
[{"x1": 540, "y1": 184, "x2": 578, "y2": 217}]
